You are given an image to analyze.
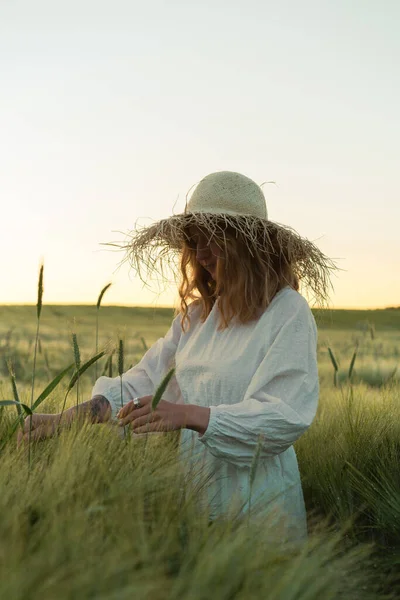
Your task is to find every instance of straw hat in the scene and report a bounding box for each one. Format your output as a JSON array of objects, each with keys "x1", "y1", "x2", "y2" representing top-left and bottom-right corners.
[{"x1": 108, "y1": 171, "x2": 337, "y2": 305}]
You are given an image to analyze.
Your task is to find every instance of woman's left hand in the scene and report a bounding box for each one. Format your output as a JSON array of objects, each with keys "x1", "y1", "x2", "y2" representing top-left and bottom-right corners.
[{"x1": 116, "y1": 395, "x2": 187, "y2": 433}]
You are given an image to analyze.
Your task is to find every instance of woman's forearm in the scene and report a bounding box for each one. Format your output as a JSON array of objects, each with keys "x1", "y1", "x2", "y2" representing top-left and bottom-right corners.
[{"x1": 59, "y1": 395, "x2": 112, "y2": 426}]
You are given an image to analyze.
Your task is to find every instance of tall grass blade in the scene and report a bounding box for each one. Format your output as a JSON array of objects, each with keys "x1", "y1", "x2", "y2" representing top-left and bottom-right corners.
[
  {"x1": 345, "y1": 460, "x2": 400, "y2": 535},
  {"x1": 101, "y1": 354, "x2": 111, "y2": 376},
  {"x1": 328, "y1": 347, "x2": 339, "y2": 371},
  {"x1": 0, "y1": 362, "x2": 75, "y2": 452},
  {"x1": 29, "y1": 261, "x2": 44, "y2": 468},
  {"x1": 151, "y1": 368, "x2": 175, "y2": 411},
  {"x1": 6, "y1": 359, "x2": 24, "y2": 430},
  {"x1": 72, "y1": 331, "x2": 81, "y2": 407},
  {"x1": 108, "y1": 350, "x2": 114, "y2": 377},
  {"x1": 58, "y1": 351, "x2": 106, "y2": 429},
  {"x1": 141, "y1": 336, "x2": 148, "y2": 352},
  {"x1": 118, "y1": 339, "x2": 125, "y2": 440},
  {"x1": 0, "y1": 400, "x2": 32, "y2": 415},
  {"x1": 67, "y1": 351, "x2": 106, "y2": 393},
  {"x1": 328, "y1": 347, "x2": 339, "y2": 387},
  {"x1": 32, "y1": 362, "x2": 75, "y2": 410},
  {"x1": 348, "y1": 346, "x2": 358, "y2": 380}
]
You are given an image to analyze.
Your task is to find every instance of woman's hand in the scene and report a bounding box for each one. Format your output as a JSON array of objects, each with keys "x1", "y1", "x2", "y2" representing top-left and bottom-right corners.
[
  {"x1": 117, "y1": 396, "x2": 187, "y2": 434},
  {"x1": 17, "y1": 413, "x2": 59, "y2": 446}
]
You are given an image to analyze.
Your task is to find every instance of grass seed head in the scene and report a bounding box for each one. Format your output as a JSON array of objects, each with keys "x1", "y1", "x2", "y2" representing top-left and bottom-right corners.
[
  {"x1": 118, "y1": 339, "x2": 124, "y2": 376},
  {"x1": 72, "y1": 332, "x2": 81, "y2": 370},
  {"x1": 96, "y1": 283, "x2": 112, "y2": 310},
  {"x1": 37, "y1": 262, "x2": 44, "y2": 320}
]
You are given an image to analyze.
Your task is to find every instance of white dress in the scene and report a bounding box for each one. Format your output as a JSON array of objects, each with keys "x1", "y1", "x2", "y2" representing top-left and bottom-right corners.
[{"x1": 92, "y1": 286, "x2": 319, "y2": 543}]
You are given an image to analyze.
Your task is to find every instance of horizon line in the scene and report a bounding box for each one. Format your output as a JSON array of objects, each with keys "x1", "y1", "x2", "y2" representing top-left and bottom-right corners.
[{"x1": 1, "y1": 302, "x2": 398, "y2": 311}]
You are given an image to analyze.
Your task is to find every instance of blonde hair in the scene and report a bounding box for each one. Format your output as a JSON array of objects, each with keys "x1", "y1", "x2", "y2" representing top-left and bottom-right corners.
[
  {"x1": 104, "y1": 209, "x2": 335, "y2": 322},
  {"x1": 176, "y1": 225, "x2": 299, "y2": 332}
]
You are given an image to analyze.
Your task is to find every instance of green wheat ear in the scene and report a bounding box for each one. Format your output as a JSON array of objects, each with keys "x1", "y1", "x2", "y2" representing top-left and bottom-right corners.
[
  {"x1": 348, "y1": 344, "x2": 358, "y2": 381},
  {"x1": 96, "y1": 283, "x2": 112, "y2": 310},
  {"x1": 37, "y1": 263, "x2": 44, "y2": 320},
  {"x1": 118, "y1": 339, "x2": 124, "y2": 376},
  {"x1": 328, "y1": 346, "x2": 339, "y2": 387},
  {"x1": 72, "y1": 332, "x2": 81, "y2": 371},
  {"x1": 327, "y1": 347, "x2": 338, "y2": 371},
  {"x1": 152, "y1": 368, "x2": 175, "y2": 411}
]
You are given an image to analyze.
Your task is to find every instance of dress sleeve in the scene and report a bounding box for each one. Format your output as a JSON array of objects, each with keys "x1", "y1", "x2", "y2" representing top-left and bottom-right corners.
[
  {"x1": 198, "y1": 299, "x2": 319, "y2": 467},
  {"x1": 91, "y1": 311, "x2": 184, "y2": 420}
]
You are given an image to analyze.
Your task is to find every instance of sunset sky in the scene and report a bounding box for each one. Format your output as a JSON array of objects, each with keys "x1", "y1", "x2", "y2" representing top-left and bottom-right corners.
[{"x1": 1, "y1": 1, "x2": 399, "y2": 309}]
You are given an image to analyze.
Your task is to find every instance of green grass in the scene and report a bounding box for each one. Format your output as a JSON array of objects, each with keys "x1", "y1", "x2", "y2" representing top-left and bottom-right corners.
[
  {"x1": 0, "y1": 305, "x2": 399, "y2": 599},
  {"x1": 0, "y1": 422, "x2": 380, "y2": 600},
  {"x1": 312, "y1": 307, "x2": 400, "y2": 330},
  {"x1": 0, "y1": 305, "x2": 175, "y2": 384}
]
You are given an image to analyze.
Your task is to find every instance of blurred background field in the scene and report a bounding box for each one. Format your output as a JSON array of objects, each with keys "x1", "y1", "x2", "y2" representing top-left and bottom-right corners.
[
  {"x1": 0, "y1": 304, "x2": 399, "y2": 599},
  {"x1": 1, "y1": 304, "x2": 399, "y2": 393}
]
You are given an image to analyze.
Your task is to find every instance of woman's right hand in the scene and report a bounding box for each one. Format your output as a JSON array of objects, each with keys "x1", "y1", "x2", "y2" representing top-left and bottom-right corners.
[{"x1": 17, "y1": 413, "x2": 60, "y2": 446}]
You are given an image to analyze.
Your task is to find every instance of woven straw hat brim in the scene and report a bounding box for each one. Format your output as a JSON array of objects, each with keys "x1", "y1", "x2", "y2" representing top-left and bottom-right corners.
[{"x1": 105, "y1": 210, "x2": 338, "y2": 307}]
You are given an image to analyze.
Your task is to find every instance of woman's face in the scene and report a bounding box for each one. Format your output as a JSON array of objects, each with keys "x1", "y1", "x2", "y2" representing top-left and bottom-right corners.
[{"x1": 186, "y1": 226, "x2": 225, "y2": 280}]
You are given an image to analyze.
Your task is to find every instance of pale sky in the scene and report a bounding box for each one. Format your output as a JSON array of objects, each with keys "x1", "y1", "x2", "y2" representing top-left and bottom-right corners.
[{"x1": 1, "y1": 0, "x2": 399, "y2": 309}]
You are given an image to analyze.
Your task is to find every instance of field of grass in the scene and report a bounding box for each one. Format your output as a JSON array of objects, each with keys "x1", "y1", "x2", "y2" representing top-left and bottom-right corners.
[{"x1": 0, "y1": 303, "x2": 399, "y2": 599}]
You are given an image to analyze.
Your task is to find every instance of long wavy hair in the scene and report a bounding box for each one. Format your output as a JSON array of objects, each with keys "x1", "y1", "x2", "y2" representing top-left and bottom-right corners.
[{"x1": 176, "y1": 224, "x2": 299, "y2": 332}]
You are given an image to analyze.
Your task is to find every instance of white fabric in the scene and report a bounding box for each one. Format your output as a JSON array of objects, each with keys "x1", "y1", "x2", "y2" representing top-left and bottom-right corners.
[{"x1": 92, "y1": 286, "x2": 318, "y2": 542}]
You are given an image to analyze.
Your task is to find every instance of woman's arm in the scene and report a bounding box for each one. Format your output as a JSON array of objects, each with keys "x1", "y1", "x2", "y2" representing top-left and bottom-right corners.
[
  {"x1": 18, "y1": 395, "x2": 112, "y2": 445},
  {"x1": 20, "y1": 311, "x2": 187, "y2": 445},
  {"x1": 59, "y1": 395, "x2": 112, "y2": 426},
  {"x1": 91, "y1": 311, "x2": 185, "y2": 420}
]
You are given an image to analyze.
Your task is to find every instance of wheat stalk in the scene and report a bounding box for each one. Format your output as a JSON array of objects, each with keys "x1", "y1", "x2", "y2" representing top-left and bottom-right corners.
[
  {"x1": 28, "y1": 261, "x2": 44, "y2": 469},
  {"x1": 95, "y1": 283, "x2": 112, "y2": 382},
  {"x1": 57, "y1": 350, "x2": 106, "y2": 432},
  {"x1": 118, "y1": 338, "x2": 126, "y2": 441},
  {"x1": 72, "y1": 329, "x2": 81, "y2": 408},
  {"x1": 6, "y1": 359, "x2": 24, "y2": 430},
  {"x1": 151, "y1": 367, "x2": 175, "y2": 411}
]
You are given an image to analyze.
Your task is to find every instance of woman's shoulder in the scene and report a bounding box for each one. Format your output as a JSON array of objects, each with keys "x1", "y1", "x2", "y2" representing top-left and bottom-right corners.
[
  {"x1": 276, "y1": 285, "x2": 310, "y2": 308},
  {"x1": 264, "y1": 286, "x2": 314, "y2": 324},
  {"x1": 185, "y1": 298, "x2": 203, "y2": 319},
  {"x1": 172, "y1": 299, "x2": 203, "y2": 330}
]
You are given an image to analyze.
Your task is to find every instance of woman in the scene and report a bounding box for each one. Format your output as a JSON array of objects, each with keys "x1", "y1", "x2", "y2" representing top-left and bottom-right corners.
[{"x1": 19, "y1": 171, "x2": 336, "y2": 542}]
